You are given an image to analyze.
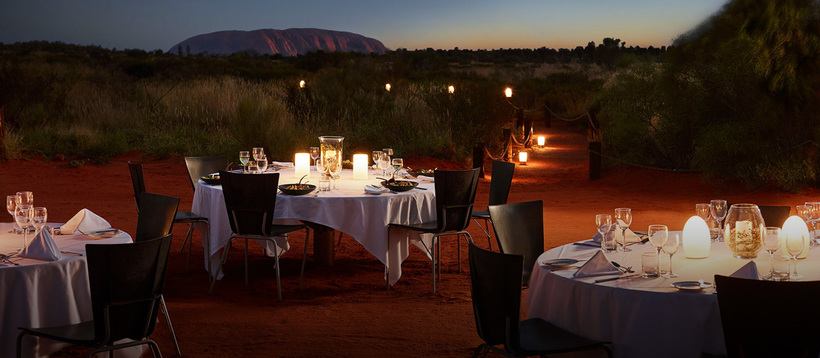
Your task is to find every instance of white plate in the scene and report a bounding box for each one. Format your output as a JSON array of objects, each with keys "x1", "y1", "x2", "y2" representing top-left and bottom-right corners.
[
  {"x1": 540, "y1": 258, "x2": 579, "y2": 269},
  {"x1": 671, "y1": 281, "x2": 713, "y2": 291}
]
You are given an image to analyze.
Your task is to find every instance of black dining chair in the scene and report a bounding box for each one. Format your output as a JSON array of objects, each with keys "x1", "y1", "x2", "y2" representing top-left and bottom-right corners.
[
  {"x1": 488, "y1": 200, "x2": 544, "y2": 286},
  {"x1": 471, "y1": 160, "x2": 515, "y2": 248},
  {"x1": 468, "y1": 242, "x2": 612, "y2": 358},
  {"x1": 209, "y1": 171, "x2": 310, "y2": 301},
  {"x1": 178, "y1": 156, "x2": 228, "y2": 271},
  {"x1": 757, "y1": 205, "x2": 791, "y2": 227},
  {"x1": 714, "y1": 275, "x2": 820, "y2": 358},
  {"x1": 129, "y1": 161, "x2": 209, "y2": 273},
  {"x1": 135, "y1": 192, "x2": 182, "y2": 356},
  {"x1": 16, "y1": 235, "x2": 173, "y2": 358},
  {"x1": 388, "y1": 168, "x2": 480, "y2": 293}
]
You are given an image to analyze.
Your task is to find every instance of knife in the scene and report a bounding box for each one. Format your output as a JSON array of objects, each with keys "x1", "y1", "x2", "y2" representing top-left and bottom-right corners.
[
  {"x1": 594, "y1": 273, "x2": 640, "y2": 283},
  {"x1": 572, "y1": 241, "x2": 601, "y2": 248}
]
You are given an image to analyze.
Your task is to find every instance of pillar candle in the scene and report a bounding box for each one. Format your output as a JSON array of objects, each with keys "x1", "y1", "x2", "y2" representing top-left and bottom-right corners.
[
  {"x1": 353, "y1": 154, "x2": 369, "y2": 179},
  {"x1": 294, "y1": 153, "x2": 310, "y2": 179}
]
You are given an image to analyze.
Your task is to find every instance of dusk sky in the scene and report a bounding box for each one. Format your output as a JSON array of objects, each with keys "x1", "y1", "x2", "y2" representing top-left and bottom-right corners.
[{"x1": 1, "y1": 0, "x2": 727, "y2": 52}]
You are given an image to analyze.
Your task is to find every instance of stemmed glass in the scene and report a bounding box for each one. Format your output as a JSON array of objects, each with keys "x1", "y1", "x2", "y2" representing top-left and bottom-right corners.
[
  {"x1": 796, "y1": 204, "x2": 812, "y2": 242},
  {"x1": 257, "y1": 155, "x2": 268, "y2": 173},
  {"x1": 614, "y1": 208, "x2": 632, "y2": 252},
  {"x1": 32, "y1": 207, "x2": 47, "y2": 236},
  {"x1": 805, "y1": 201, "x2": 820, "y2": 245},
  {"x1": 786, "y1": 230, "x2": 805, "y2": 280},
  {"x1": 378, "y1": 152, "x2": 391, "y2": 177},
  {"x1": 252, "y1": 147, "x2": 265, "y2": 162},
  {"x1": 662, "y1": 232, "x2": 680, "y2": 278},
  {"x1": 762, "y1": 227, "x2": 781, "y2": 280},
  {"x1": 372, "y1": 151, "x2": 383, "y2": 168},
  {"x1": 14, "y1": 204, "x2": 33, "y2": 249},
  {"x1": 6, "y1": 195, "x2": 19, "y2": 233},
  {"x1": 392, "y1": 158, "x2": 403, "y2": 178},
  {"x1": 239, "y1": 151, "x2": 250, "y2": 173},
  {"x1": 329, "y1": 156, "x2": 342, "y2": 189},
  {"x1": 315, "y1": 156, "x2": 327, "y2": 179},
  {"x1": 695, "y1": 203, "x2": 711, "y2": 221},
  {"x1": 648, "y1": 224, "x2": 668, "y2": 270},
  {"x1": 595, "y1": 214, "x2": 613, "y2": 253},
  {"x1": 382, "y1": 148, "x2": 393, "y2": 161},
  {"x1": 710, "y1": 200, "x2": 728, "y2": 239},
  {"x1": 15, "y1": 191, "x2": 33, "y2": 233}
]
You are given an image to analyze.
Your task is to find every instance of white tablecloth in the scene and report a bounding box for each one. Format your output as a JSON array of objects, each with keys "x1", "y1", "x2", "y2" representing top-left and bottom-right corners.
[
  {"x1": 526, "y1": 237, "x2": 820, "y2": 358},
  {"x1": 0, "y1": 222, "x2": 133, "y2": 358},
  {"x1": 191, "y1": 168, "x2": 436, "y2": 285}
]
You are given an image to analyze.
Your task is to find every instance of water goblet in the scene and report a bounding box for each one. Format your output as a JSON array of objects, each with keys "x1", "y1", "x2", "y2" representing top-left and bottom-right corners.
[
  {"x1": 252, "y1": 147, "x2": 265, "y2": 161},
  {"x1": 762, "y1": 227, "x2": 781, "y2": 280},
  {"x1": 315, "y1": 157, "x2": 327, "y2": 178},
  {"x1": 595, "y1": 214, "x2": 613, "y2": 252},
  {"x1": 378, "y1": 152, "x2": 391, "y2": 177},
  {"x1": 239, "y1": 151, "x2": 250, "y2": 173},
  {"x1": 648, "y1": 224, "x2": 668, "y2": 271},
  {"x1": 382, "y1": 148, "x2": 393, "y2": 158},
  {"x1": 392, "y1": 158, "x2": 404, "y2": 178},
  {"x1": 785, "y1": 230, "x2": 805, "y2": 280},
  {"x1": 710, "y1": 200, "x2": 728, "y2": 239},
  {"x1": 310, "y1": 147, "x2": 320, "y2": 167},
  {"x1": 257, "y1": 155, "x2": 268, "y2": 173},
  {"x1": 14, "y1": 204, "x2": 33, "y2": 250},
  {"x1": 614, "y1": 208, "x2": 632, "y2": 252},
  {"x1": 329, "y1": 155, "x2": 343, "y2": 189},
  {"x1": 32, "y1": 207, "x2": 47, "y2": 236},
  {"x1": 372, "y1": 151, "x2": 383, "y2": 168},
  {"x1": 16, "y1": 191, "x2": 33, "y2": 206},
  {"x1": 662, "y1": 232, "x2": 680, "y2": 278},
  {"x1": 695, "y1": 203, "x2": 711, "y2": 221},
  {"x1": 6, "y1": 195, "x2": 20, "y2": 233}
]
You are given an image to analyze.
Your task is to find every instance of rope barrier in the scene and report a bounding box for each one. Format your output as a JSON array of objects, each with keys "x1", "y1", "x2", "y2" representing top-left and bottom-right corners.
[{"x1": 586, "y1": 147, "x2": 700, "y2": 173}]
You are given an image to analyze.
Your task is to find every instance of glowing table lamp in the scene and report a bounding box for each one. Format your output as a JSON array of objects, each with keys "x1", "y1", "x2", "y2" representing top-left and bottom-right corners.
[
  {"x1": 782, "y1": 215, "x2": 810, "y2": 259},
  {"x1": 294, "y1": 153, "x2": 310, "y2": 179},
  {"x1": 352, "y1": 154, "x2": 369, "y2": 179},
  {"x1": 537, "y1": 136, "x2": 546, "y2": 147},
  {"x1": 683, "y1": 216, "x2": 711, "y2": 258}
]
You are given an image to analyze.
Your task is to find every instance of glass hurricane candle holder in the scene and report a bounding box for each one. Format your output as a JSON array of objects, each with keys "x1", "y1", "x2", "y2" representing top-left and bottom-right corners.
[
  {"x1": 318, "y1": 136, "x2": 344, "y2": 179},
  {"x1": 723, "y1": 203, "x2": 765, "y2": 259}
]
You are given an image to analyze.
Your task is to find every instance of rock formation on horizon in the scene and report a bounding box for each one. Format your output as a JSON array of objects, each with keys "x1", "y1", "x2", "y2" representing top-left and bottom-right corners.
[{"x1": 169, "y1": 28, "x2": 388, "y2": 56}]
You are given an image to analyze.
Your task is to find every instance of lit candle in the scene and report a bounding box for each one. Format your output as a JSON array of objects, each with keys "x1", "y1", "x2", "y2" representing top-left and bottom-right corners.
[
  {"x1": 518, "y1": 151, "x2": 527, "y2": 164},
  {"x1": 683, "y1": 216, "x2": 711, "y2": 258},
  {"x1": 294, "y1": 153, "x2": 310, "y2": 179},
  {"x1": 505, "y1": 87, "x2": 513, "y2": 98},
  {"x1": 353, "y1": 154, "x2": 369, "y2": 179},
  {"x1": 782, "y1": 216, "x2": 810, "y2": 259},
  {"x1": 537, "y1": 136, "x2": 546, "y2": 146}
]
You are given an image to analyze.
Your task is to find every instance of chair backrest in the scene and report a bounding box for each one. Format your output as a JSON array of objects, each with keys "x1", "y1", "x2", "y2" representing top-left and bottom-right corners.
[
  {"x1": 135, "y1": 192, "x2": 180, "y2": 243},
  {"x1": 433, "y1": 168, "x2": 481, "y2": 232},
  {"x1": 714, "y1": 275, "x2": 820, "y2": 358},
  {"x1": 86, "y1": 234, "x2": 172, "y2": 344},
  {"x1": 219, "y1": 171, "x2": 280, "y2": 236},
  {"x1": 488, "y1": 200, "x2": 544, "y2": 285},
  {"x1": 184, "y1": 156, "x2": 229, "y2": 192},
  {"x1": 468, "y1": 242, "x2": 524, "y2": 353},
  {"x1": 487, "y1": 160, "x2": 515, "y2": 206},
  {"x1": 757, "y1": 205, "x2": 790, "y2": 227},
  {"x1": 128, "y1": 162, "x2": 146, "y2": 211}
]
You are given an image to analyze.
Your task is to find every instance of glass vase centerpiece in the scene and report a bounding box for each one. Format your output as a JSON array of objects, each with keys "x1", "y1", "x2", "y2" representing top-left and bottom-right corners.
[
  {"x1": 318, "y1": 136, "x2": 344, "y2": 179},
  {"x1": 723, "y1": 203, "x2": 765, "y2": 259}
]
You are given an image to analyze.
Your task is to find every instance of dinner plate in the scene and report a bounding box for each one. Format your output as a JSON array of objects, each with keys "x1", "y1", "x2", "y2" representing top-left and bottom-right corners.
[
  {"x1": 540, "y1": 258, "x2": 579, "y2": 269},
  {"x1": 671, "y1": 281, "x2": 714, "y2": 291}
]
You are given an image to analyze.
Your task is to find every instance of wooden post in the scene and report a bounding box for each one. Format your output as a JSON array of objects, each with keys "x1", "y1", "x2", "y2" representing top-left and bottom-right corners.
[
  {"x1": 589, "y1": 141, "x2": 602, "y2": 180},
  {"x1": 0, "y1": 106, "x2": 5, "y2": 160},
  {"x1": 524, "y1": 115, "x2": 533, "y2": 148},
  {"x1": 473, "y1": 143, "x2": 485, "y2": 178},
  {"x1": 502, "y1": 129, "x2": 512, "y2": 161},
  {"x1": 310, "y1": 224, "x2": 335, "y2": 266}
]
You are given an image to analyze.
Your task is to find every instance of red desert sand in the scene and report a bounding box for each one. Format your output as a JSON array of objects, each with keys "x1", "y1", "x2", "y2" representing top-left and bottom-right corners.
[{"x1": 2, "y1": 121, "x2": 817, "y2": 357}]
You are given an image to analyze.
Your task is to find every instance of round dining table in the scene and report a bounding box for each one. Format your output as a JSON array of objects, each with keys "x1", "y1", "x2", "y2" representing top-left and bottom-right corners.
[
  {"x1": 526, "y1": 236, "x2": 820, "y2": 358},
  {"x1": 191, "y1": 167, "x2": 436, "y2": 285},
  {"x1": 0, "y1": 222, "x2": 134, "y2": 358}
]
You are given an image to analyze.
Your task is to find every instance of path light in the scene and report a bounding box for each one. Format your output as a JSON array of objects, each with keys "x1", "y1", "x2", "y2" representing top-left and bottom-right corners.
[
  {"x1": 299, "y1": 80, "x2": 306, "y2": 89},
  {"x1": 537, "y1": 135, "x2": 546, "y2": 147},
  {"x1": 683, "y1": 216, "x2": 711, "y2": 258},
  {"x1": 518, "y1": 151, "x2": 528, "y2": 164},
  {"x1": 352, "y1": 154, "x2": 369, "y2": 180},
  {"x1": 294, "y1": 153, "x2": 310, "y2": 179},
  {"x1": 505, "y1": 87, "x2": 513, "y2": 98},
  {"x1": 448, "y1": 85, "x2": 455, "y2": 94},
  {"x1": 782, "y1": 216, "x2": 810, "y2": 259},
  {"x1": 385, "y1": 83, "x2": 391, "y2": 92}
]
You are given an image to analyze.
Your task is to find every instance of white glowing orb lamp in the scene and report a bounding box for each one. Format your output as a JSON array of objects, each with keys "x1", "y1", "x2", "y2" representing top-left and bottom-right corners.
[
  {"x1": 352, "y1": 154, "x2": 369, "y2": 180},
  {"x1": 683, "y1": 216, "x2": 711, "y2": 258},
  {"x1": 781, "y1": 216, "x2": 810, "y2": 259},
  {"x1": 537, "y1": 136, "x2": 546, "y2": 146},
  {"x1": 518, "y1": 151, "x2": 528, "y2": 164},
  {"x1": 294, "y1": 153, "x2": 310, "y2": 179}
]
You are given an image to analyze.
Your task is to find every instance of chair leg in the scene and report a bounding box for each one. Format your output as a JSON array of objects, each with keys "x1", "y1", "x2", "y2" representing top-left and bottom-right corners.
[
  {"x1": 432, "y1": 236, "x2": 437, "y2": 294},
  {"x1": 457, "y1": 233, "x2": 462, "y2": 273},
  {"x1": 273, "y1": 243, "x2": 282, "y2": 301},
  {"x1": 181, "y1": 222, "x2": 195, "y2": 273},
  {"x1": 386, "y1": 227, "x2": 391, "y2": 290},
  {"x1": 244, "y1": 239, "x2": 250, "y2": 286},
  {"x1": 208, "y1": 242, "x2": 231, "y2": 294},
  {"x1": 160, "y1": 295, "x2": 182, "y2": 356},
  {"x1": 299, "y1": 227, "x2": 310, "y2": 290},
  {"x1": 16, "y1": 330, "x2": 28, "y2": 358},
  {"x1": 483, "y1": 219, "x2": 493, "y2": 249}
]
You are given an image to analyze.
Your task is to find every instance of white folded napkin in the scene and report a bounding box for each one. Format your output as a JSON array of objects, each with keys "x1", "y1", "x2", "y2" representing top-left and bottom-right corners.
[
  {"x1": 364, "y1": 185, "x2": 389, "y2": 195},
  {"x1": 21, "y1": 229, "x2": 62, "y2": 261},
  {"x1": 592, "y1": 228, "x2": 640, "y2": 243},
  {"x1": 270, "y1": 161, "x2": 294, "y2": 168},
  {"x1": 573, "y1": 250, "x2": 622, "y2": 278},
  {"x1": 60, "y1": 209, "x2": 111, "y2": 234},
  {"x1": 730, "y1": 261, "x2": 760, "y2": 280}
]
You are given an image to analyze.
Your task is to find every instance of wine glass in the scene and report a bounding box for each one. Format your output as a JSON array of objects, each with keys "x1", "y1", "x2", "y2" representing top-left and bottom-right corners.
[
  {"x1": 310, "y1": 147, "x2": 320, "y2": 167},
  {"x1": 648, "y1": 224, "x2": 668, "y2": 264},
  {"x1": 247, "y1": 160, "x2": 258, "y2": 174},
  {"x1": 785, "y1": 230, "x2": 805, "y2": 280},
  {"x1": 6, "y1": 195, "x2": 19, "y2": 233},
  {"x1": 662, "y1": 232, "x2": 680, "y2": 278},
  {"x1": 392, "y1": 158, "x2": 404, "y2": 178},
  {"x1": 372, "y1": 151, "x2": 383, "y2": 169},
  {"x1": 252, "y1": 147, "x2": 265, "y2": 161},
  {"x1": 32, "y1": 207, "x2": 47, "y2": 236},
  {"x1": 710, "y1": 200, "x2": 728, "y2": 239},
  {"x1": 762, "y1": 227, "x2": 781, "y2": 280},
  {"x1": 257, "y1": 155, "x2": 268, "y2": 173},
  {"x1": 239, "y1": 151, "x2": 250, "y2": 173},
  {"x1": 805, "y1": 201, "x2": 820, "y2": 245},
  {"x1": 14, "y1": 204, "x2": 33, "y2": 249},
  {"x1": 15, "y1": 191, "x2": 33, "y2": 232},
  {"x1": 382, "y1": 148, "x2": 393, "y2": 158},
  {"x1": 329, "y1": 155, "x2": 343, "y2": 189},
  {"x1": 315, "y1": 156, "x2": 327, "y2": 178},
  {"x1": 614, "y1": 208, "x2": 632, "y2": 252},
  {"x1": 595, "y1": 214, "x2": 613, "y2": 252},
  {"x1": 695, "y1": 203, "x2": 711, "y2": 221},
  {"x1": 378, "y1": 152, "x2": 391, "y2": 177}
]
